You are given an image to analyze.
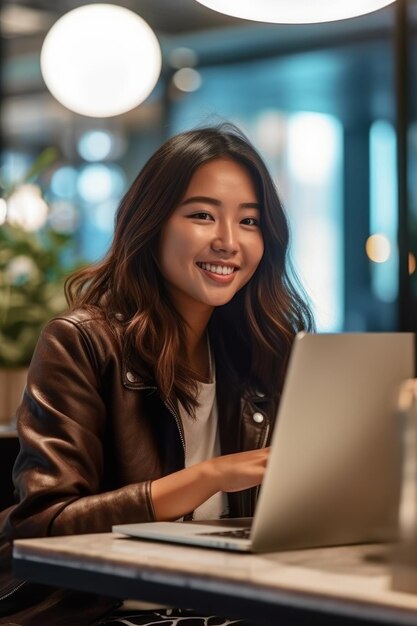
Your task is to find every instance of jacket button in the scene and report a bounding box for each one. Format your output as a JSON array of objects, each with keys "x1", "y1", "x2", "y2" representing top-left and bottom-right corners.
[
  {"x1": 255, "y1": 390, "x2": 265, "y2": 398},
  {"x1": 115, "y1": 313, "x2": 124, "y2": 321},
  {"x1": 126, "y1": 371, "x2": 136, "y2": 383},
  {"x1": 253, "y1": 412, "x2": 264, "y2": 424}
]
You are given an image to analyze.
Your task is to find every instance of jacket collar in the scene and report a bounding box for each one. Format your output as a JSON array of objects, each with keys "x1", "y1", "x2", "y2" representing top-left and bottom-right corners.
[{"x1": 108, "y1": 313, "x2": 153, "y2": 390}]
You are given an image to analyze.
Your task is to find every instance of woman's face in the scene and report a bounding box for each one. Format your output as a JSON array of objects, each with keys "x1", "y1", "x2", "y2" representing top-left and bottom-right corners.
[{"x1": 158, "y1": 158, "x2": 264, "y2": 316}]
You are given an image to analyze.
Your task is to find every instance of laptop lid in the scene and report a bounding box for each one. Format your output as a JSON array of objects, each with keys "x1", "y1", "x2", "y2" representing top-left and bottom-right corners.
[{"x1": 250, "y1": 332, "x2": 415, "y2": 552}]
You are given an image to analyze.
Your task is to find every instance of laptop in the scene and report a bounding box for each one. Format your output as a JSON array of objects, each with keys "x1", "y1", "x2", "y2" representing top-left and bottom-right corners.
[{"x1": 114, "y1": 332, "x2": 415, "y2": 552}]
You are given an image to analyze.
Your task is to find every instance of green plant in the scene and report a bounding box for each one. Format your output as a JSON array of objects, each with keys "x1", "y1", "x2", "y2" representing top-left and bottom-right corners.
[{"x1": 0, "y1": 149, "x2": 79, "y2": 367}]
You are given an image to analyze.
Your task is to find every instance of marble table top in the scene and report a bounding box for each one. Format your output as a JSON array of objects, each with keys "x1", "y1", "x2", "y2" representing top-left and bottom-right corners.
[{"x1": 13, "y1": 533, "x2": 417, "y2": 623}]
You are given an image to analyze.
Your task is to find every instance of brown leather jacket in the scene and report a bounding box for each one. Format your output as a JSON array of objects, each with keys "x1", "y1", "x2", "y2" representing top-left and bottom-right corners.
[{"x1": 0, "y1": 308, "x2": 280, "y2": 623}]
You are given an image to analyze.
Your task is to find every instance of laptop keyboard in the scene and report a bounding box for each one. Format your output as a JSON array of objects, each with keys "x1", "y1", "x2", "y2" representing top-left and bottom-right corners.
[{"x1": 197, "y1": 528, "x2": 251, "y2": 540}]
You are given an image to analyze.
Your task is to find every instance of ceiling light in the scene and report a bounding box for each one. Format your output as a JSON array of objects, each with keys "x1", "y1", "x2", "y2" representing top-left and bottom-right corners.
[
  {"x1": 194, "y1": 0, "x2": 396, "y2": 24},
  {"x1": 41, "y1": 4, "x2": 161, "y2": 118}
]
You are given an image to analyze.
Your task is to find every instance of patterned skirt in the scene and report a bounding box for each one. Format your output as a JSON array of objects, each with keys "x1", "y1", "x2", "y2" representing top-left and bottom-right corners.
[{"x1": 95, "y1": 606, "x2": 256, "y2": 625}]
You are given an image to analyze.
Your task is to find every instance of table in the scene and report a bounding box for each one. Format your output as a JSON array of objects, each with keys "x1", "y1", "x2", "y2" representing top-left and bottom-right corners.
[{"x1": 13, "y1": 533, "x2": 417, "y2": 626}]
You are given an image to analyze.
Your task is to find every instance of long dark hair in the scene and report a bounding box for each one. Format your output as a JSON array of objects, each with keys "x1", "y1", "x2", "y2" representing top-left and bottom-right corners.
[{"x1": 66, "y1": 124, "x2": 314, "y2": 412}]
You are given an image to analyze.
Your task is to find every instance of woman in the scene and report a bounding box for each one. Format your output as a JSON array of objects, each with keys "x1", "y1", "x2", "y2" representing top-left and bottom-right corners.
[{"x1": 0, "y1": 124, "x2": 313, "y2": 625}]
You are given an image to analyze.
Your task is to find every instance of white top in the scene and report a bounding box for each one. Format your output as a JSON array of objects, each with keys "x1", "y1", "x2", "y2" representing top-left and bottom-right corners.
[{"x1": 178, "y1": 354, "x2": 228, "y2": 520}]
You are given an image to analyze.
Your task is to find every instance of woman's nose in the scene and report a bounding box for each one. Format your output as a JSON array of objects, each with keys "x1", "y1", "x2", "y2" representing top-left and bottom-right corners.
[{"x1": 211, "y1": 221, "x2": 239, "y2": 253}]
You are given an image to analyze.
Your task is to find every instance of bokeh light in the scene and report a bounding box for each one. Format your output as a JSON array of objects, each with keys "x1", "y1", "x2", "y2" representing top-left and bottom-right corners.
[
  {"x1": 78, "y1": 130, "x2": 113, "y2": 162},
  {"x1": 2, "y1": 152, "x2": 32, "y2": 187},
  {"x1": 77, "y1": 164, "x2": 125, "y2": 204},
  {"x1": 366, "y1": 234, "x2": 391, "y2": 263},
  {"x1": 91, "y1": 200, "x2": 119, "y2": 233},
  {"x1": 288, "y1": 113, "x2": 339, "y2": 184},
  {"x1": 50, "y1": 166, "x2": 78, "y2": 199},
  {"x1": 409, "y1": 252, "x2": 416, "y2": 275},
  {"x1": 172, "y1": 68, "x2": 202, "y2": 93},
  {"x1": 6, "y1": 255, "x2": 39, "y2": 286},
  {"x1": 7, "y1": 185, "x2": 49, "y2": 231},
  {"x1": 253, "y1": 110, "x2": 286, "y2": 158},
  {"x1": 49, "y1": 201, "x2": 80, "y2": 234}
]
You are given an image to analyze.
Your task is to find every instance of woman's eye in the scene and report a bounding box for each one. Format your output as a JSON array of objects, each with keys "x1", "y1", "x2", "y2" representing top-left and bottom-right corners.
[
  {"x1": 189, "y1": 212, "x2": 213, "y2": 221},
  {"x1": 241, "y1": 217, "x2": 260, "y2": 227}
]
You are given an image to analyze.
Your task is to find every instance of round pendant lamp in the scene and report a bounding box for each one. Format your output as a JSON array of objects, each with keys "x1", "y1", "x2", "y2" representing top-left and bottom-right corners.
[
  {"x1": 40, "y1": 4, "x2": 161, "y2": 118},
  {"x1": 194, "y1": 0, "x2": 397, "y2": 24}
]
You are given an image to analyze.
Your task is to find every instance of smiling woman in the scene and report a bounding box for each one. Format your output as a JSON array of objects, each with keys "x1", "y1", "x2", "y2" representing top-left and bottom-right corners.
[{"x1": 0, "y1": 124, "x2": 314, "y2": 625}]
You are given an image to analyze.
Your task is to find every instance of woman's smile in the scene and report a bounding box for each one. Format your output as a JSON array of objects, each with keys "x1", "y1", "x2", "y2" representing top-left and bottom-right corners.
[{"x1": 196, "y1": 261, "x2": 238, "y2": 282}]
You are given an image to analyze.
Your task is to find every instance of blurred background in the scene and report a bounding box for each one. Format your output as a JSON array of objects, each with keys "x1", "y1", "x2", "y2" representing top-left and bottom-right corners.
[{"x1": 1, "y1": 0, "x2": 417, "y2": 384}]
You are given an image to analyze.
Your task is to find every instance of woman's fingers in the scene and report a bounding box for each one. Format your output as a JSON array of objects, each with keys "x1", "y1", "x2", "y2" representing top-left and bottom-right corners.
[{"x1": 208, "y1": 447, "x2": 271, "y2": 493}]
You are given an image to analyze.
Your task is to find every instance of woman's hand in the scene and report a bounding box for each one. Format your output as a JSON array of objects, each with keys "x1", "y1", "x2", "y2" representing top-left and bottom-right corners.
[
  {"x1": 204, "y1": 447, "x2": 270, "y2": 493},
  {"x1": 150, "y1": 448, "x2": 270, "y2": 521}
]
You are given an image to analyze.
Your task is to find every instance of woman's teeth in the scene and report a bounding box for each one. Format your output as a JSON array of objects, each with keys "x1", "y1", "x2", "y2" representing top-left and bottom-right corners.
[{"x1": 198, "y1": 262, "x2": 235, "y2": 276}]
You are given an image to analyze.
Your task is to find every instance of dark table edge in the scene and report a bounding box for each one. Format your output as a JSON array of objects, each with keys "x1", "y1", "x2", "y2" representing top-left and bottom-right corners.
[{"x1": 13, "y1": 552, "x2": 417, "y2": 626}]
